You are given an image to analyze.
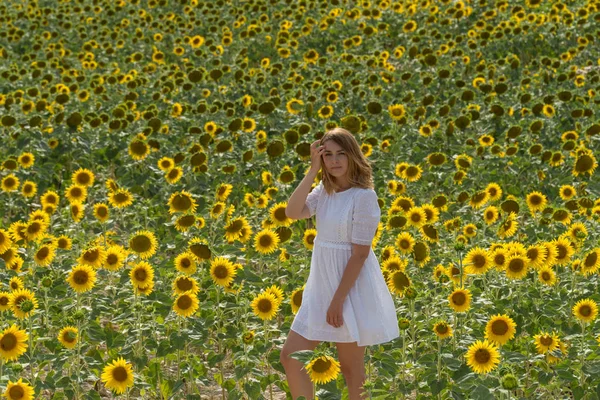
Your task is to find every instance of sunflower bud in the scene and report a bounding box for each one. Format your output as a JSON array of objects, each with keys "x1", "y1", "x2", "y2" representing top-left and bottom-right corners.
[
  {"x1": 242, "y1": 331, "x2": 255, "y2": 344},
  {"x1": 404, "y1": 287, "x2": 417, "y2": 300},
  {"x1": 20, "y1": 300, "x2": 34, "y2": 313},
  {"x1": 73, "y1": 310, "x2": 85, "y2": 321},
  {"x1": 42, "y1": 277, "x2": 53, "y2": 287},
  {"x1": 501, "y1": 373, "x2": 519, "y2": 390},
  {"x1": 398, "y1": 318, "x2": 410, "y2": 330},
  {"x1": 454, "y1": 242, "x2": 466, "y2": 252}
]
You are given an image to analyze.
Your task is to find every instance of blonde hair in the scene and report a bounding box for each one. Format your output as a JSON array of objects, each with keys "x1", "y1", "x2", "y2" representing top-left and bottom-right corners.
[{"x1": 319, "y1": 127, "x2": 374, "y2": 195}]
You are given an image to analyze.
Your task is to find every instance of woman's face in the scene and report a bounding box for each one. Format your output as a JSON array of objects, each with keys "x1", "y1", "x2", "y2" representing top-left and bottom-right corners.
[{"x1": 321, "y1": 140, "x2": 349, "y2": 180}]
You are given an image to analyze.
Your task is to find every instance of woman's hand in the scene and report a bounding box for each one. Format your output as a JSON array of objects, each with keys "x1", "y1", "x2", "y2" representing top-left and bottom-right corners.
[
  {"x1": 326, "y1": 297, "x2": 344, "y2": 328},
  {"x1": 310, "y1": 140, "x2": 325, "y2": 173}
]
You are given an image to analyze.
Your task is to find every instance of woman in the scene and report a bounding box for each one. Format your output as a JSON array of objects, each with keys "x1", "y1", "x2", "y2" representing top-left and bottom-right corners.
[{"x1": 280, "y1": 128, "x2": 399, "y2": 400}]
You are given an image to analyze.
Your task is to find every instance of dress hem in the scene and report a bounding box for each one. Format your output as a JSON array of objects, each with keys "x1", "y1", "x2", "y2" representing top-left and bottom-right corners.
[{"x1": 290, "y1": 327, "x2": 399, "y2": 347}]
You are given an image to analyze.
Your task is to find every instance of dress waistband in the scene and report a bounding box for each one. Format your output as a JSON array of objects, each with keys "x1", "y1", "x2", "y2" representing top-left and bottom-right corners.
[{"x1": 314, "y1": 237, "x2": 353, "y2": 250}]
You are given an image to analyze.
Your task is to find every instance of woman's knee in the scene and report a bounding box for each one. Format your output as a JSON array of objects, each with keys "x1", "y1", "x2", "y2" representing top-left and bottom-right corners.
[{"x1": 340, "y1": 364, "x2": 366, "y2": 384}]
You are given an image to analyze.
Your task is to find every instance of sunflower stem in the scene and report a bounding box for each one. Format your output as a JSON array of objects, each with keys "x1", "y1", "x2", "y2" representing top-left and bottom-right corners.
[
  {"x1": 28, "y1": 311, "x2": 34, "y2": 387},
  {"x1": 410, "y1": 300, "x2": 416, "y2": 361},
  {"x1": 437, "y1": 338, "x2": 442, "y2": 381},
  {"x1": 580, "y1": 320, "x2": 586, "y2": 386}
]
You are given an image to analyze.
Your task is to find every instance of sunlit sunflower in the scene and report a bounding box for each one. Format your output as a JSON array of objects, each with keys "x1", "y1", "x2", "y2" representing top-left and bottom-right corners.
[
  {"x1": 552, "y1": 237, "x2": 575, "y2": 265},
  {"x1": 465, "y1": 340, "x2": 500, "y2": 374},
  {"x1": 78, "y1": 246, "x2": 106, "y2": 269},
  {"x1": 395, "y1": 232, "x2": 415, "y2": 254},
  {"x1": 580, "y1": 248, "x2": 600, "y2": 275},
  {"x1": 406, "y1": 207, "x2": 427, "y2": 228},
  {"x1": 0, "y1": 324, "x2": 28, "y2": 361},
  {"x1": 64, "y1": 184, "x2": 87, "y2": 204},
  {"x1": 72, "y1": 168, "x2": 95, "y2": 187},
  {"x1": 157, "y1": 157, "x2": 175, "y2": 172},
  {"x1": 215, "y1": 183, "x2": 233, "y2": 201},
  {"x1": 534, "y1": 332, "x2": 559, "y2": 354},
  {"x1": 128, "y1": 230, "x2": 158, "y2": 259},
  {"x1": 538, "y1": 267, "x2": 556, "y2": 286},
  {"x1": 303, "y1": 229, "x2": 317, "y2": 250},
  {"x1": 573, "y1": 299, "x2": 598, "y2": 323},
  {"x1": 210, "y1": 257, "x2": 237, "y2": 287},
  {"x1": 0, "y1": 292, "x2": 11, "y2": 312},
  {"x1": 404, "y1": 164, "x2": 423, "y2": 182},
  {"x1": 24, "y1": 220, "x2": 47, "y2": 242},
  {"x1": 305, "y1": 355, "x2": 341, "y2": 384},
  {"x1": 448, "y1": 288, "x2": 471, "y2": 312},
  {"x1": 57, "y1": 326, "x2": 78, "y2": 349},
  {"x1": 433, "y1": 321, "x2": 453, "y2": 339},
  {"x1": 21, "y1": 181, "x2": 37, "y2": 198},
  {"x1": 173, "y1": 291, "x2": 200, "y2": 318},
  {"x1": 526, "y1": 191, "x2": 547, "y2": 214},
  {"x1": 525, "y1": 245, "x2": 547, "y2": 270},
  {"x1": 388, "y1": 104, "x2": 406, "y2": 120},
  {"x1": 485, "y1": 314, "x2": 516, "y2": 346},
  {"x1": 33, "y1": 244, "x2": 55, "y2": 267},
  {"x1": 504, "y1": 254, "x2": 529, "y2": 280},
  {"x1": 290, "y1": 286, "x2": 304, "y2": 314},
  {"x1": 251, "y1": 291, "x2": 279, "y2": 320},
  {"x1": 464, "y1": 247, "x2": 492, "y2": 274},
  {"x1": 67, "y1": 264, "x2": 97, "y2": 293},
  {"x1": 269, "y1": 202, "x2": 293, "y2": 227},
  {"x1": 2, "y1": 378, "x2": 34, "y2": 400},
  {"x1": 174, "y1": 252, "x2": 197, "y2": 275},
  {"x1": 0, "y1": 229, "x2": 12, "y2": 254},
  {"x1": 387, "y1": 270, "x2": 411, "y2": 296},
  {"x1": 103, "y1": 245, "x2": 127, "y2": 271},
  {"x1": 168, "y1": 191, "x2": 197, "y2": 214},
  {"x1": 1, "y1": 174, "x2": 19, "y2": 192},
  {"x1": 17, "y1": 153, "x2": 35, "y2": 169},
  {"x1": 108, "y1": 188, "x2": 134, "y2": 208},
  {"x1": 497, "y1": 213, "x2": 518, "y2": 239},
  {"x1": 188, "y1": 237, "x2": 211, "y2": 261},
  {"x1": 254, "y1": 229, "x2": 280, "y2": 254},
  {"x1": 130, "y1": 261, "x2": 154, "y2": 289},
  {"x1": 9, "y1": 289, "x2": 38, "y2": 319},
  {"x1": 8, "y1": 277, "x2": 23, "y2": 292},
  {"x1": 101, "y1": 357, "x2": 135, "y2": 395},
  {"x1": 224, "y1": 217, "x2": 249, "y2": 243},
  {"x1": 559, "y1": 185, "x2": 576, "y2": 201},
  {"x1": 57, "y1": 235, "x2": 72, "y2": 250}
]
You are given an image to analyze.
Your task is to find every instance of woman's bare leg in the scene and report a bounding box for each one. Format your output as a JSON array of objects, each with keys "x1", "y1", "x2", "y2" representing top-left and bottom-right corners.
[
  {"x1": 280, "y1": 330, "x2": 321, "y2": 399},
  {"x1": 336, "y1": 341, "x2": 367, "y2": 400}
]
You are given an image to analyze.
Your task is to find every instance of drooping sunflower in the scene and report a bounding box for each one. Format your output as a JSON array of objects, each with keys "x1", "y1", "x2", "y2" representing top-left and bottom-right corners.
[
  {"x1": 209, "y1": 201, "x2": 226, "y2": 219},
  {"x1": 303, "y1": 228, "x2": 317, "y2": 250},
  {"x1": 9, "y1": 289, "x2": 38, "y2": 319},
  {"x1": 251, "y1": 292, "x2": 279, "y2": 321},
  {"x1": 387, "y1": 270, "x2": 411, "y2": 296},
  {"x1": 130, "y1": 261, "x2": 154, "y2": 289},
  {"x1": 534, "y1": 332, "x2": 559, "y2": 354},
  {"x1": 108, "y1": 188, "x2": 134, "y2": 208},
  {"x1": 67, "y1": 265, "x2": 97, "y2": 293},
  {"x1": 128, "y1": 230, "x2": 158, "y2": 259},
  {"x1": 78, "y1": 246, "x2": 106, "y2": 268},
  {"x1": 572, "y1": 153, "x2": 597, "y2": 177},
  {"x1": 573, "y1": 299, "x2": 598, "y2": 323},
  {"x1": 290, "y1": 286, "x2": 304, "y2": 314},
  {"x1": 167, "y1": 190, "x2": 197, "y2": 215},
  {"x1": 0, "y1": 324, "x2": 29, "y2": 361},
  {"x1": 448, "y1": 288, "x2": 471, "y2": 313},
  {"x1": 465, "y1": 340, "x2": 501, "y2": 374},
  {"x1": 71, "y1": 168, "x2": 95, "y2": 187},
  {"x1": 469, "y1": 191, "x2": 489, "y2": 209},
  {"x1": 57, "y1": 326, "x2": 78, "y2": 349},
  {"x1": 305, "y1": 355, "x2": 341, "y2": 384},
  {"x1": 433, "y1": 321, "x2": 453, "y2": 339},
  {"x1": 188, "y1": 237, "x2": 212, "y2": 260},
  {"x1": 254, "y1": 229, "x2": 280, "y2": 254},
  {"x1": 174, "y1": 252, "x2": 197, "y2": 275},
  {"x1": 93, "y1": 203, "x2": 110, "y2": 223},
  {"x1": 215, "y1": 183, "x2": 233, "y2": 202},
  {"x1": 173, "y1": 291, "x2": 200, "y2": 318},
  {"x1": 485, "y1": 315, "x2": 517, "y2": 346},
  {"x1": 101, "y1": 357, "x2": 135, "y2": 395},
  {"x1": 210, "y1": 257, "x2": 237, "y2": 287},
  {"x1": 224, "y1": 217, "x2": 248, "y2": 243},
  {"x1": 2, "y1": 378, "x2": 34, "y2": 400},
  {"x1": 172, "y1": 275, "x2": 200, "y2": 295},
  {"x1": 464, "y1": 247, "x2": 492, "y2": 275}
]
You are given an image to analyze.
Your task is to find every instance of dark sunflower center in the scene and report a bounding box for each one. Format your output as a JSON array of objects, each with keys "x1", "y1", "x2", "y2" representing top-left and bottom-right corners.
[
  {"x1": 63, "y1": 331, "x2": 76, "y2": 343},
  {"x1": 556, "y1": 245, "x2": 567, "y2": 259},
  {"x1": 399, "y1": 239, "x2": 410, "y2": 249},
  {"x1": 97, "y1": 207, "x2": 108, "y2": 217},
  {"x1": 71, "y1": 187, "x2": 82, "y2": 197},
  {"x1": 393, "y1": 272, "x2": 410, "y2": 290},
  {"x1": 584, "y1": 252, "x2": 597, "y2": 267},
  {"x1": 37, "y1": 247, "x2": 50, "y2": 259},
  {"x1": 541, "y1": 272, "x2": 551, "y2": 280},
  {"x1": 273, "y1": 208, "x2": 287, "y2": 222},
  {"x1": 114, "y1": 193, "x2": 129, "y2": 203},
  {"x1": 83, "y1": 249, "x2": 100, "y2": 263},
  {"x1": 293, "y1": 290, "x2": 303, "y2": 307},
  {"x1": 494, "y1": 254, "x2": 505, "y2": 265},
  {"x1": 452, "y1": 292, "x2": 466, "y2": 305},
  {"x1": 112, "y1": 366, "x2": 129, "y2": 382},
  {"x1": 177, "y1": 295, "x2": 192, "y2": 310},
  {"x1": 214, "y1": 265, "x2": 229, "y2": 279},
  {"x1": 0, "y1": 297, "x2": 8, "y2": 306},
  {"x1": 527, "y1": 249, "x2": 539, "y2": 261},
  {"x1": 311, "y1": 358, "x2": 332, "y2": 373},
  {"x1": 74, "y1": 270, "x2": 89, "y2": 285},
  {"x1": 580, "y1": 305, "x2": 592, "y2": 317},
  {"x1": 226, "y1": 220, "x2": 244, "y2": 233},
  {"x1": 474, "y1": 349, "x2": 491, "y2": 364},
  {"x1": 540, "y1": 336, "x2": 553, "y2": 346},
  {"x1": 77, "y1": 174, "x2": 90, "y2": 185},
  {"x1": 472, "y1": 254, "x2": 486, "y2": 269},
  {"x1": 180, "y1": 258, "x2": 191, "y2": 268},
  {"x1": 177, "y1": 278, "x2": 193, "y2": 291},
  {"x1": 491, "y1": 320, "x2": 508, "y2": 336},
  {"x1": 9, "y1": 385, "x2": 24, "y2": 399},
  {"x1": 107, "y1": 254, "x2": 118, "y2": 265},
  {"x1": 258, "y1": 298, "x2": 272, "y2": 313},
  {"x1": 177, "y1": 215, "x2": 196, "y2": 227},
  {"x1": 131, "y1": 236, "x2": 151, "y2": 252},
  {"x1": 306, "y1": 234, "x2": 315, "y2": 244},
  {"x1": 134, "y1": 268, "x2": 147, "y2": 281},
  {"x1": 530, "y1": 195, "x2": 542, "y2": 205},
  {"x1": 259, "y1": 235, "x2": 273, "y2": 247},
  {"x1": 1, "y1": 333, "x2": 17, "y2": 351},
  {"x1": 436, "y1": 324, "x2": 448, "y2": 334},
  {"x1": 509, "y1": 259, "x2": 524, "y2": 272}
]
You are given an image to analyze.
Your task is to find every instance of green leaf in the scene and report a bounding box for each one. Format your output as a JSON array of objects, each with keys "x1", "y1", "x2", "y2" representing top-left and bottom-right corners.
[
  {"x1": 288, "y1": 349, "x2": 315, "y2": 364},
  {"x1": 471, "y1": 385, "x2": 490, "y2": 400},
  {"x1": 430, "y1": 378, "x2": 446, "y2": 395}
]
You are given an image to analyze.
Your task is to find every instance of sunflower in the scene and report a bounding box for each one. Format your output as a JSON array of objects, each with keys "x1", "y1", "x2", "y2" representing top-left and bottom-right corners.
[
  {"x1": 0, "y1": 229, "x2": 12, "y2": 254},
  {"x1": 567, "y1": 222, "x2": 588, "y2": 242},
  {"x1": 388, "y1": 104, "x2": 406, "y2": 120},
  {"x1": 465, "y1": 340, "x2": 500, "y2": 374},
  {"x1": 188, "y1": 237, "x2": 212, "y2": 260},
  {"x1": 108, "y1": 188, "x2": 134, "y2": 208},
  {"x1": 17, "y1": 152, "x2": 35, "y2": 168},
  {"x1": 209, "y1": 201, "x2": 226, "y2": 219},
  {"x1": 57, "y1": 326, "x2": 78, "y2": 349},
  {"x1": 9, "y1": 289, "x2": 38, "y2": 319},
  {"x1": 33, "y1": 244, "x2": 55, "y2": 267},
  {"x1": 317, "y1": 105, "x2": 334, "y2": 119},
  {"x1": 406, "y1": 207, "x2": 427, "y2": 228},
  {"x1": 173, "y1": 291, "x2": 200, "y2": 318},
  {"x1": 72, "y1": 168, "x2": 95, "y2": 187},
  {"x1": 101, "y1": 357, "x2": 135, "y2": 395},
  {"x1": 305, "y1": 355, "x2": 341, "y2": 384},
  {"x1": 93, "y1": 203, "x2": 110, "y2": 223},
  {"x1": 581, "y1": 249, "x2": 600, "y2": 275},
  {"x1": 41, "y1": 190, "x2": 59, "y2": 207},
  {"x1": 77, "y1": 246, "x2": 106, "y2": 269},
  {"x1": 130, "y1": 261, "x2": 154, "y2": 289},
  {"x1": 504, "y1": 254, "x2": 529, "y2": 280},
  {"x1": 538, "y1": 267, "x2": 556, "y2": 286},
  {"x1": 387, "y1": 270, "x2": 411, "y2": 296},
  {"x1": 215, "y1": 183, "x2": 233, "y2": 202},
  {"x1": 0, "y1": 292, "x2": 11, "y2": 312},
  {"x1": 559, "y1": 185, "x2": 576, "y2": 201},
  {"x1": 286, "y1": 99, "x2": 304, "y2": 115},
  {"x1": 157, "y1": 157, "x2": 175, "y2": 172},
  {"x1": 168, "y1": 191, "x2": 197, "y2": 214},
  {"x1": 1, "y1": 174, "x2": 19, "y2": 192},
  {"x1": 174, "y1": 252, "x2": 197, "y2": 275},
  {"x1": 402, "y1": 20, "x2": 417, "y2": 33},
  {"x1": 534, "y1": 332, "x2": 559, "y2": 354},
  {"x1": 485, "y1": 315, "x2": 517, "y2": 346},
  {"x1": 56, "y1": 235, "x2": 72, "y2": 250},
  {"x1": 65, "y1": 184, "x2": 87, "y2": 204},
  {"x1": 251, "y1": 292, "x2": 279, "y2": 320},
  {"x1": 254, "y1": 229, "x2": 280, "y2": 254},
  {"x1": 525, "y1": 245, "x2": 547, "y2": 270},
  {"x1": 404, "y1": 165, "x2": 423, "y2": 182},
  {"x1": 497, "y1": 213, "x2": 518, "y2": 239},
  {"x1": 104, "y1": 245, "x2": 127, "y2": 271},
  {"x1": 420, "y1": 204, "x2": 439, "y2": 224},
  {"x1": 128, "y1": 230, "x2": 158, "y2": 259},
  {"x1": 209, "y1": 257, "x2": 237, "y2": 287},
  {"x1": 526, "y1": 191, "x2": 547, "y2": 214},
  {"x1": 24, "y1": 220, "x2": 47, "y2": 242},
  {"x1": 464, "y1": 247, "x2": 492, "y2": 274},
  {"x1": 469, "y1": 191, "x2": 489, "y2": 209},
  {"x1": 269, "y1": 202, "x2": 293, "y2": 227},
  {"x1": 290, "y1": 286, "x2": 304, "y2": 314},
  {"x1": 70, "y1": 201, "x2": 85, "y2": 223},
  {"x1": 21, "y1": 181, "x2": 37, "y2": 198},
  {"x1": 0, "y1": 324, "x2": 28, "y2": 361},
  {"x1": 552, "y1": 237, "x2": 575, "y2": 265},
  {"x1": 485, "y1": 183, "x2": 503, "y2": 201},
  {"x1": 2, "y1": 378, "x2": 34, "y2": 400},
  {"x1": 224, "y1": 217, "x2": 248, "y2": 242},
  {"x1": 382, "y1": 256, "x2": 407, "y2": 277},
  {"x1": 8, "y1": 277, "x2": 23, "y2": 292},
  {"x1": 242, "y1": 330, "x2": 255, "y2": 344},
  {"x1": 433, "y1": 321, "x2": 453, "y2": 339},
  {"x1": 67, "y1": 265, "x2": 97, "y2": 293},
  {"x1": 302, "y1": 229, "x2": 317, "y2": 250},
  {"x1": 572, "y1": 153, "x2": 597, "y2": 177},
  {"x1": 448, "y1": 288, "x2": 471, "y2": 313},
  {"x1": 573, "y1": 299, "x2": 598, "y2": 323}
]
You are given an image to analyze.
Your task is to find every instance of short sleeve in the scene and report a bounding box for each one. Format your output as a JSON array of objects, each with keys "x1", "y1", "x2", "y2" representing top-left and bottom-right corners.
[
  {"x1": 351, "y1": 189, "x2": 381, "y2": 246},
  {"x1": 305, "y1": 180, "x2": 324, "y2": 217}
]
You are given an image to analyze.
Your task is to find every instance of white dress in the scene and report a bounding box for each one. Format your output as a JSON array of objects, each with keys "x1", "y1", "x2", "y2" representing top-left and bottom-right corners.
[{"x1": 290, "y1": 180, "x2": 400, "y2": 346}]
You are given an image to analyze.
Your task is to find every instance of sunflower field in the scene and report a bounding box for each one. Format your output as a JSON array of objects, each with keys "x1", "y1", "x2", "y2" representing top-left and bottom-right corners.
[{"x1": 0, "y1": 0, "x2": 600, "y2": 398}]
